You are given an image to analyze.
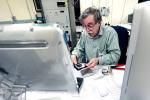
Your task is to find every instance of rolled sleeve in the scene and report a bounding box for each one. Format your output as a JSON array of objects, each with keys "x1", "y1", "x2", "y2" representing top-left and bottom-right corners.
[{"x1": 71, "y1": 33, "x2": 85, "y2": 60}]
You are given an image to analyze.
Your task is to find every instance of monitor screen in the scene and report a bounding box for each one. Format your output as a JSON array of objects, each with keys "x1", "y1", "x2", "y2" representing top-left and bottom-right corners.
[
  {"x1": 120, "y1": 1, "x2": 150, "y2": 100},
  {"x1": 0, "y1": 23, "x2": 77, "y2": 93}
]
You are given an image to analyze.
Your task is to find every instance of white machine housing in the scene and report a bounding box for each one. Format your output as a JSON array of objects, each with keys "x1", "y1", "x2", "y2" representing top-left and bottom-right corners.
[
  {"x1": 0, "y1": 23, "x2": 77, "y2": 93},
  {"x1": 120, "y1": 1, "x2": 150, "y2": 100},
  {"x1": 41, "y1": 0, "x2": 71, "y2": 35}
]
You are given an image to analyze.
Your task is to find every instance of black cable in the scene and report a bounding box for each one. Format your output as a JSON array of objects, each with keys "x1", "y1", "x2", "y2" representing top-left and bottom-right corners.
[
  {"x1": 0, "y1": 67, "x2": 8, "y2": 75},
  {"x1": 73, "y1": 0, "x2": 79, "y2": 7}
]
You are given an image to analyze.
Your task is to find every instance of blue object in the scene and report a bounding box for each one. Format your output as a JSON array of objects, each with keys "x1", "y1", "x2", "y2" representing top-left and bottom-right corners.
[
  {"x1": 63, "y1": 32, "x2": 68, "y2": 44},
  {"x1": 111, "y1": 26, "x2": 129, "y2": 64}
]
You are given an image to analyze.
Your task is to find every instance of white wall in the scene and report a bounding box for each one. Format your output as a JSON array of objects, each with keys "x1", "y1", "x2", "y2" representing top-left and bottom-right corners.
[
  {"x1": 80, "y1": 0, "x2": 138, "y2": 25},
  {"x1": 0, "y1": 0, "x2": 36, "y2": 22},
  {"x1": 0, "y1": 0, "x2": 138, "y2": 25}
]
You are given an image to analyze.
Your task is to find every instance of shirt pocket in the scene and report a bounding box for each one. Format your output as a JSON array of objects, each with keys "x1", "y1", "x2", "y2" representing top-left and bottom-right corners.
[{"x1": 96, "y1": 46, "x2": 106, "y2": 57}]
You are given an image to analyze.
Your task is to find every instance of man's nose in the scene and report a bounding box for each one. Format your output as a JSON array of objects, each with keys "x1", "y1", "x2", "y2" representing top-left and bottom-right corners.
[{"x1": 85, "y1": 28, "x2": 92, "y2": 32}]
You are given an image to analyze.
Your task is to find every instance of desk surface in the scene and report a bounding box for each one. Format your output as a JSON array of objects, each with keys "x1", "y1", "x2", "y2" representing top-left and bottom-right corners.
[{"x1": 20, "y1": 66, "x2": 125, "y2": 100}]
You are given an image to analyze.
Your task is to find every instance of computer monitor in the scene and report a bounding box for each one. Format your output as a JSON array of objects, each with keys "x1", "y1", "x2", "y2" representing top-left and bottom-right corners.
[
  {"x1": 0, "y1": 23, "x2": 78, "y2": 93},
  {"x1": 120, "y1": 1, "x2": 150, "y2": 100}
]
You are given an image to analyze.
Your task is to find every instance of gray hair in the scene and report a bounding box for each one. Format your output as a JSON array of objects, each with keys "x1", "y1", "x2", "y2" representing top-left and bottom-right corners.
[{"x1": 79, "y1": 7, "x2": 102, "y2": 24}]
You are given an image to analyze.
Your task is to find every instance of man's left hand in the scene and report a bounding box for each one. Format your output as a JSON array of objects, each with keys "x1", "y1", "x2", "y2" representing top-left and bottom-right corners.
[{"x1": 86, "y1": 58, "x2": 99, "y2": 68}]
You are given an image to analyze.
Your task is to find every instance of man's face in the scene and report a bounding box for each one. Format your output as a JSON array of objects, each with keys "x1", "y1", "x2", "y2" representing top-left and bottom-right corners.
[{"x1": 82, "y1": 15, "x2": 101, "y2": 37}]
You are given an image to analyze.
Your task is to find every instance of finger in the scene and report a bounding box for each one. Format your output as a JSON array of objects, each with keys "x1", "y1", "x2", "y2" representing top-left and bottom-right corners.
[
  {"x1": 86, "y1": 61, "x2": 92, "y2": 67},
  {"x1": 88, "y1": 63, "x2": 95, "y2": 68},
  {"x1": 71, "y1": 58, "x2": 76, "y2": 64},
  {"x1": 73, "y1": 59, "x2": 77, "y2": 64},
  {"x1": 71, "y1": 55, "x2": 77, "y2": 64},
  {"x1": 86, "y1": 61, "x2": 93, "y2": 68}
]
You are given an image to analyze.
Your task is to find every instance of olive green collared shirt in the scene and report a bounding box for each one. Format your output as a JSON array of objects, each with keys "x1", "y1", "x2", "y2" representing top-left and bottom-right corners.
[{"x1": 72, "y1": 25, "x2": 121, "y2": 65}]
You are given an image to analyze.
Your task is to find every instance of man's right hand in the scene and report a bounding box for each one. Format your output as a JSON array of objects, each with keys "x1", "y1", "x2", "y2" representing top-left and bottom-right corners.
[{"x1": 71, "y1": 55, "x2": 77, "y2": 64}]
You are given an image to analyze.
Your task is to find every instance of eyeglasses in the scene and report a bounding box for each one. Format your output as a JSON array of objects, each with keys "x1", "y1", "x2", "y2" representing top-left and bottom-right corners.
[{"x1": 82, "y1": 23, "x2": 98, "y2": 30}]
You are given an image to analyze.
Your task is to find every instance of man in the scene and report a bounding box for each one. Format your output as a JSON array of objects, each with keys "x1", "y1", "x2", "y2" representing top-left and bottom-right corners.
[{"x1": 71, "y1": 7, "x2": 121, "y2": 68}]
